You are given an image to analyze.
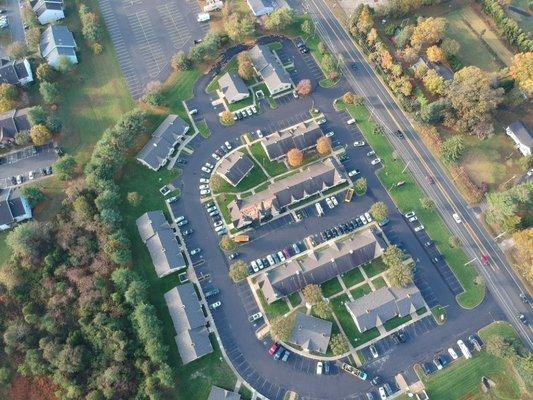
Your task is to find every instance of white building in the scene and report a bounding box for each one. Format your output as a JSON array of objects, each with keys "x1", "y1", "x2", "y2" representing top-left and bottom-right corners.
[
  {"x1": 506, "y1": 121, "x2": 532, "y2": 156},
  {"x1": 39, "y1": 25, "x2": 78, "y2": 69},
  {"x1": 0, "y1": 188, "x2": 32, "y2": 231},
  {"x1": 30, "y1": 0, "x2": 65, "y2": 25},
  {"x1": 246, "y1": 0, "x2": 274, "y2": 16}
]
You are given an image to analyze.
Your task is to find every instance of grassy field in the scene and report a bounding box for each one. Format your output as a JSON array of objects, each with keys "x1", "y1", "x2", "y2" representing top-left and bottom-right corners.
[
  {"x1": 321, "y1": 277, "x2": 343, "y2": 297},
  {"x1": 338, "y1": 101, "x2": 485, "y2": 309},
  {"x1": 341, "y1": 268, "x2": 365, "y2": 288},
  {"x1": 331, "y1": 294, "x2": 380, "y2": 347},
  {"x1": 197, "y1": 120, "x2": 211, "y2": 138},
  {"x1": 213, "y1": 151, "x2": 268, "y2": 194},
  {"x1": 249, "y1": 142, "x2": 288, "y2": 177},
  {"x1": 362, "y1": 257, "x2": 387, "y2": 278},
  {"x1": 383, "y1": 314, "x2": 412, "y2": 331},
  {"x1": 257, "y1": 289, "x2": 290, "y2": 320},
  {"x1": 371, "y1": 276, "x2": 387, "y2": 289},
  {"x1": 350, "y1": 283, "x2": 372, "y2": 300}
]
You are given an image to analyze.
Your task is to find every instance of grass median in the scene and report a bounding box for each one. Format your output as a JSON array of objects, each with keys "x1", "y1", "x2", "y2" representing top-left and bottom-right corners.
[{"x1": 337, "y1": 101, "x2": 485, "y2": 309}]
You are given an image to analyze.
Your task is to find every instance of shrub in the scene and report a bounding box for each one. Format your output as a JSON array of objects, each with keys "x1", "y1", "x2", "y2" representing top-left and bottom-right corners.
[
  {"x1": 36, "y1": 63, "x2": 55, "y2": 82},
  {"x1": 229, "y1": 261, "x2": 249, "y2": 282},
  {"x1": 220, "y1": 110, "x2": 234, "y2": 125},
  {"x1": 54, "y1": 155, "x2": 77, "y2": 181},
  {"x1": 287, "y1": 148, "x2": 303, "y2": 168},
  {"x1": 39, "y1": 82, "x2": 60, "y2": 104},
  {"x1": 29, "y1": 124, "x2": 52, "y2": 145}
]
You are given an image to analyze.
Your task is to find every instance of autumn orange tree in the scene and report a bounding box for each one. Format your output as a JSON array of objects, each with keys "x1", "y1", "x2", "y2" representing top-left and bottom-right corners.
[
  {"x1": 426, "y1": 45, "x2": 445, "y2": 63},
  {"x1": 287, "y1": 148, "x2": 304, "y2": 167},
  {"x1": 316, "y1": 136, "x2": 332, "y2": 156},
  {"x1": 296, "y1": 79, "x2": 312, "y2": 96}
]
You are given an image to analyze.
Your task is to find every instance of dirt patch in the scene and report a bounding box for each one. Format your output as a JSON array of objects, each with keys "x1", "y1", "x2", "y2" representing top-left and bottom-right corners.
[{"x1": 7, "y1": 376, "x2": 58, "y2": 400}]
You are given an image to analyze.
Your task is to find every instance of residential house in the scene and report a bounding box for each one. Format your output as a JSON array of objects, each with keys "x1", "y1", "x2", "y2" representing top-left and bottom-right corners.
[
  {"x1": 39, "y1": 25, "x2": 77, "y2": 69},
  {"x1": 290, "y1": 313, "x2": 332, "y2": 354},
  {"x1": 0, "y1": 188, "x2": 32, "y2": 231},
  {"x1": 258, "y1": 229, "x2": 384, "y2": 303},
  {"x1": 30, "y1": 0, "x2": 65, "y2": 25},
  {"x1": 261, "y1": 120, "x2": 323, "y2": 160},
  {"x1": 345, "y1": 285, "x2": 425, "y2": 332},
  {"x1": 165, "y1": 283, "x2": 214, "y2": 365},
  {"x1": 0, "y1": 58, "x2": 33, "y2": 86},
  {"x1": 506, "y1": 121, "x2": 532, "y2": 156},
  {"x1": 228, "y1": 158, "x2": 346, "y2": 229},
  {"x1": 136, "y1": 211, "x2": 186, "y2": 278},
  {"x1": 0, "y1": 107, "x2": 32, "y2": 147},
  {"x1": 217, "y1": 150, "x2": 254, "y2": 186},
  {"x1": 248, "y1": 45, "x2": 292, "y2": 95},
  {"x1": 219, "y1": 72, "x2": 250, "y2": 104},
  {"x1": 246, "y1": 0, "x2": 274, "y2": 16},
  {"x1": 136, "y1": 115, "x2": 189, "y2": 171},
  {"x1": 207, "y1": 386, "x2": 241, "y2": 400}
]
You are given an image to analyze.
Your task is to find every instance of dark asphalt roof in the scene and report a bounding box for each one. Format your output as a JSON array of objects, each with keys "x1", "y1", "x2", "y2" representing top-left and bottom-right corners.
[
  {"x1": 0, "y1": 58, "x2": 30, "y2": 85},
  {"x1": 39, "y1": 25, "x2": 76, "y2": 59},
  {"x1": 208, "y1": 386, "x2": 241, "y2": 400},
  {"x1": 262, "y1": 120, "x2": 323, "y2": 160},
  {"x1": 0, "y1": 188, "x2": 31, "y2": 228},
  {"x1": 290, "y1": 313, "x2": 332, "y2": 354},
  {"x1": 507, "y1": 121, "x2": 533, "y2": 148},
  {"x1": 217, "y1": 150, "x2": 254, "y2": 186},
  {"x1": 0, "y1": 107, "x2": 31, "y2": 144}
]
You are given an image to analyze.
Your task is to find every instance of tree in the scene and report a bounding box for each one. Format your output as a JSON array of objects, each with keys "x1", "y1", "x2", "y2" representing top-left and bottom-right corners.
[
  {"x1": 302, "y1": 284, "x2": 323, "y2": 305},
  {"x1": 382, "y1": 245, "x2": 403, "y2": 269},
  {"x1": 0, "y1": 83, "x2": 18, "y2": 112},
  {"x1": 224, "y1": 13, "x2": 255, "y2": 41},
  {"x1": 423, "y1": 69, "x2": 445, "y2": 95},
  {"x1": 220, "y1": 110, "x2": 234, "y2": 125},
  {"x1": 441, "y1": 136, "x2": 465, "y2": 164},
  {"x1": 270, "y1": 315, "x2": 294, "y2": 342},
  {"x1": 287, "y1": 148, "x2": 304, "y2": 168},
  {"x1": 0, "y1": 367, "x2": 11, "y2": 385},
  {"x1": 509, "y1": 52, "x2": 533, "y2": 96},
  {"x1": 142, "y1": 81, "x2": 165, "y2": 107},
  {"x1": 446, "y1": 66, "x2": 504, "y2": 134},
  {"x1": 6, "y1": 41, "x2": 27, "y2": 59},
  {"x1": 420, "y1": 100, "x2": 447, "y2": 123},
  {"x1": 426, "y1": 45, "x2": 445, "y2": 63},
  {"x1": 39, "y1": 81, "x2": 60, "y2": 104},
  {"x1": 229, "y1": 261, "x2": 249, "y2": 282},
  {"x1": 354, "y1": 177, "x2": 367, "y2": 194},
  {"x1": 301, "y1": 19, "x2": 314, "y2": 36},
  {"x1": 20, "y1": 186, "x2": 45, "y2": 207},
  {"x1": 79, "y1": 5, "x2": 102, "y2": 42},
  {"x1": 486, "y1": 182, "x2": 532, "y2": 232},
  {"x1": 15, "y1": 130, "x2": 30, "y2": 146},
  {"x1": 237, "y1": 52, "x2": 254, "y2": 81},
  {"x1": 448, "y1": 236, "x2": 460, "y2": 248},
  {"x1": 441, "y1": 38, "x2": 460, "y2": 57},
  {"x1": 370, "y1": 201, "x2": 388, "y2": 222},
  {"x1": 21, "y1": 7, "x2": 39, "y2": 28},
  {"x1": 6, "y1": 221, "x2": 51, "y2": 261},
  {"x1": 29, "y1": 124, "x2": 52, "y2": 145},
  {"x1": 486, "y1": 334, "x2": 515, "y2": 360},
  {"x1": 512, "y1": 229, "x2": 532, "y2": 283},
  {"x1": 54, "y1": 155, "x2": 77, "y2": 181},
  {"x1": 36, "y1": 63, "x2": 55, "y2": 82},
  {"x1": 356, "y1": 6, "x2": 373, "y2": 34},
  {"x1": 264, "y1": 8, "x2": 295, "y2": 31},
  {"x1": 316, "y1": 136, "x2": 332, "y2": 156},
  {"x1": 26, "y1": 27, "x2": 41, "y2": 53},
  {"x1": 127, "y1": 192, "x2": 142, "y2": 207},
  {"x1": 420, "y1": 197, "x2": 435, "y2": 210},
  {"x1": 410, "y1": 17, "x2": 446, "y2": 48},
  {"x1": 56, "y1": 56, "x2": 74, "y2": 73},
  {"x1": 343, "y1": 91, "x2": 355, "y2": 104},
  {"x1": 387, "y1": 262, "x2": 413, "y2": 287},
  {"x1": 402, "y1": 46, "x2": 418, "y2": 64},
  {"x1": 171, "y1": 51, "x2": 192, "y2": 71},
  {"x1": 330, "y1": 333, "x2": 349, "y2": 355},
  {"x1": 219, "y1": 235, "x2": 236, "y2": 251},
  {"x1": 296, "y1": 79, "x2": 312, "y2": 96},
  {"x1": 313, "y1": 300, "x2": 332, "y2": 319}
]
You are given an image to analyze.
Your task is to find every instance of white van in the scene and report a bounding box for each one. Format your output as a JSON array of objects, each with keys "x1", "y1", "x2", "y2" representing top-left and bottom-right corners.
[
  {"x1": 457, "y1": 340, "x2": 472, "y2": 359},
  {"x1": 452, "y1": 213, "x2": 462, "y2": 224},
  {"x1": 196, "y1": 13, "x2": 210, "y2": 22},
  {"x1": 315, "y1": 202, "x2": 324, "y2": 217},
  {"x1": 347, "y1": 118, "x2": 356, "y2": 125}
]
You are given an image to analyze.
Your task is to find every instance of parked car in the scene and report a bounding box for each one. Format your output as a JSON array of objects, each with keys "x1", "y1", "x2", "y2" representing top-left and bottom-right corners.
[
  {"x1": 324, "y1": 362, "x2": 330, "y2": 374},
  {"x1": 353, "y1": 140, "x2": 365, "y2": 147},
  {"x1": 268, "y1": 343, "x2": 280, "y2": 356},
  {"x1": 28, "y1": 170, "x2": 34, "y2": 180},
  {"x1": 248, "y1": 312, "x2": 263, "y2": 322},
  {"x1": 209, "y1": 301, "x2": 221, "y2": 310},
  {"x1": 348, "y1": 169, "x2": 360, "y2": 177},
  {"x1": 205, "y1": 162, "x2": 214, "y2": 169},
  {"x1": 200, "y1": 189, "x2": 211, "y2": 196},
  {"x1": 190, "y1": 248, "x2": 202, "y2": 255},
  {"x1": 364, "y1": 212, "x2": 372, "y2": 222},
  {"x1": 16, "y1": 175, "x2": 23, "y2": 184},
  {"x1": 448, "y1": 347, "x2": 459, "y2": 360},
  {"x1": 378, "y1": 387, "x2": 387, "y2": 400},
  {"x1": 177, "y1": 219, "x2": 189, "y2": 227},
  {"x1": 277, "y1": 251, "x2": 286, "y2": 262},
  {"x1": 405, "y1": 211, "x2": 416, "y2": 218},
  {"x1": 369, "y1": 345, "x2": 379, "y2": 359},
  {"x1": 281, "y1": 350, "x2": 290, "y2": 362},
  {"x1": 274, "y1": 346, "x2": 285, "y2": 360},
  {"x1": 228, "y1": 252, "x2": 239, "y2": 260},
  {"x1": 182, "y1": 229, "x2": 193, "y2": 236},
  {"x1": 366, "y1": 150, "x2": 376, "y2": 156},
  {"x1": 414, "y1": 225, "x2": 425, "y2": 232},
  {"x1": 468, "y1": 335, "x2": 484, "y2": 351},
  {"x1": 175, "y1": 215, "x2": 185, "y2": 223},
  {"x1": 433, "y1": 357, "x2": 443, "y2": 370},
  {"x1": 225, "y1": 141, "x2": 232, "y2": 150},
  {"x1": 408, "y1": 216, "x2": 418, "y2": 222},
  {"x1": 316, "y1": 361, "x2": 323, "y2": 375},
  {"x1": 199, "y1": 184, "x2": 209, "y2": 190},
  {"x1": 166, "y1": 196, "x2": 178, "y2": 204},
  {"x1": 200, "y1": 178, "x2": 209, "y2": 184},
  {"x1": 325, "y1": 131, "x2": 335, "y2": 137},
  {"x1": 204, "y1": 288, "x2": 220, "y2": 298},
  {"x1": 370, "y1": 158, "x2": 381, "y2": 165},
  {"x1": 201, "y1": 166, "x2": 212, "y2": 173},
  {"x1": 212, "y1": 153, "x2": 220, "y2": 161}
]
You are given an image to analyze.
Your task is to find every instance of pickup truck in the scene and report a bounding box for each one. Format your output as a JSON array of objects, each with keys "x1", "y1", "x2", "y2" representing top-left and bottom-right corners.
[{"x1": 341, "y1": 363, "x2": 368, "y2": 381}]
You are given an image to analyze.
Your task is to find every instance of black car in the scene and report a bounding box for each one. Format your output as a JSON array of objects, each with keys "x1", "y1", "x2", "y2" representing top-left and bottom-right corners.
[
  {"x1": 395, "y1": 130, "x2": 404, "y2": 139},
  {"x1": 422, "y1": 362, "x2": 436, "y2": 375},
  {"x1": 296, "y1": 41, "x2": 305, "y2": 48},
  {"x1": 10, "y1": 176, "x2": 16, "y2": 185}
]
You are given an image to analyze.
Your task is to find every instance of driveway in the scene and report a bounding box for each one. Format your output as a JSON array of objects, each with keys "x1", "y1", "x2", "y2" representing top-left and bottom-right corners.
[
  {"x1": 97, "y1": 0, "x2": 209, "y2": 98},
  {"x1": 0, "y1": 0, "x2": 26, "y2": 57}
]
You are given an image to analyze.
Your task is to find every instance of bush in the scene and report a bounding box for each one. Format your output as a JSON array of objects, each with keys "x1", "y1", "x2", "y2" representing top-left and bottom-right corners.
[
  {"x1": 219, "y1": 235, "x2": 236, "y2": 251},
  {"x1": 354, "y1": 177, "x2": 367, "y2": 194},
  {"x1": 14, "y1": 130, "x2": 31, "y2": 146},
  {"x1": 54, "y1": 155, "x2": 77, "y2": 181},
  {"x1": 39, "y1": 82, "x2": 60, "y2": 104},
  {"x1": 0, "y1": 83, "x2": 18, "y2": 112},
  {"x1": 56, "y1": 56, "x2": 74, "y2": 73},
  {"x1": 329, "y1": 334, "x2": 349, "y2": 355},
  {"x1": 370, "y1": 201, "x2": 388, "y2": 222},
  {"x1": 171, "y1": 51, "x2": 192, "y2": 71},
  {"x1": 127, "y1": 192, "x2": 142, "y2": 207},
  {"x1": 29, "y1": 124, "x2": 52, "y2": 145},
  {"x1": 287, "y1": 148, "x2": 304, "y2": 168},
  {"x1": 20, "y1": 186, "x2": 45, "y2": 207},
  {"x1": 220, "y1": 110, "x2": 234, "y2": 125},
  {"x1": 302, "y1": 284, "x2": 323, "y2": 305},
  {"x1": 36, "y1": 63, "x2": 55, "y2": 82},
  {"x1": 229, "y1": 261, "x2": 249, "y2": 282},
  {"x1": 6, "y1": 42, "x2": 27, "y2": 59},
  {"x1": 441, "y1": 136, "x2": 465, "y2": 164}
]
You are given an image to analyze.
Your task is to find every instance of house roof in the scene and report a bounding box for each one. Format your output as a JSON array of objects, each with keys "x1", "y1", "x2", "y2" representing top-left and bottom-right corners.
[
  {"x1": 208, "y1": 386, "x2": 241, "y2": 400},
  {"x1": 136, "y1": 211, "x2": 186, "y2": 278},
  {"x1": 218, "y1": 72, "x2": 249, "y2": 103},
  {"x1": 137, "y1": 115, "x2": 189, "y2": 170},
  {"x1": 165, "y1": 284, "x2": 214, "y2": 364},
  {"x1": 0, "y1": 58, "x2": 30, "y2": 85},
  {"x1": 32, "y1": 0, "x2": 63, "y2": 17},
  {"x1": 217, "y1": 150, "x2": 254, "y2": 186},
  {"x1": 39, "y1": 25, "x2": 76, "y2": 59},
  {"x1": 262, "y1": 120, "x2": 323, "y2": 160},
  {"x1": 290, "y1": 313, "x2": 332, "y2": 354},
  {"x1": 259, "y1": 229, "x2": 384, "y2": 303},
  {"x1": 246, "y1": 0, "x2": 274, "y2": 15},
  {"x1": 0, "y1": 188, "x2": 30, "y2": 227},
  {"x1": 507, "y1": 121, "x2": 533, "y2": 148},
  {"x1": 346, "y1": 284, "x2": 425, "y2": 332},
  {"x1": 0, "y1": 107, "x2": 31, "y2": 144},
  {"x1": 229, "y1": 158, "x2": 346, "y2": 228},
  {"x1": 248, "y1": 45, "x2": 291, "y2": 93}
]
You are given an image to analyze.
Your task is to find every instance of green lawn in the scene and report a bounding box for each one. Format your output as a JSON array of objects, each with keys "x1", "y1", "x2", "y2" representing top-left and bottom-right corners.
[
  {"x1": 239, "y1": 385, "x2": 253, "y2": 400},
  {"x1": 341, "y1": 268, "x2": 365, "y2": 288},
  {"x1": 216, "y1": 193, "x2": 237, "y2": 225},
  {"x1": 350, "y1": 283, "x2": 372, "y2": 300},
  {"x1": 338, "y1": 101, "x2": 485, "y2": 309},
  {"x1": 213, "y1": 149, "x2": 268, "y2": 194},
  {"x1": 331, "y1": 294, "x2": 380, "y2": 347},
  {"x1": 321, "y1": 277, "x2": 343, "y2": 297},
  {"x1": 227, "y1": 95, "x2": 255, "y2": 112},
  {"x1": 362, "y1": 257, "x2": 387, "y2": 278},
  {"x1": 257, "y1": 289, "x2": 290, "y2": 320},
  {"x1": 371, "y1": 276, "x2": 387, "y2": 289},
  {"x1": 431, "y1": 305, "x2": 448, "y2": 324},
  {"x1": 197, "y1": 120, "x2": 211, "y2": 138},
  {"x1": 249, "y1": 142, "x2": 288, "y2": 177},
  {"x1": 383, "y1": 314, "x2": 412, "y2": 331},
  {"x1": 0, "y1": 232, "x2": 9, "y2": 268},
  {"x1": 288, "y1": 292, "x2": 302, "y2": 307}
]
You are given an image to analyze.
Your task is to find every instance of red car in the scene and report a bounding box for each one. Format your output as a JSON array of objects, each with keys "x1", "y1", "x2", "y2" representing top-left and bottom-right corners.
[
  {"x1": 480, "y1": 254, "x2": 490, "y2": 266},
  {"x1": 268, "y1": 343, "x2": 280, "y2": 356}
]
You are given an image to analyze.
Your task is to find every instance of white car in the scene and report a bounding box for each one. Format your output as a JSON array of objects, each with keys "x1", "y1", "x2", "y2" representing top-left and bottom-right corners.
[
  {"x1": 316, "y1": 361, "x2": 323, "y2": 375},
  {"x1": 348, "y1": 169, "x2": 360, "y2": 177},
  {"x1": 214, "y1": 220, "x2": 223, "y2": 227},
  {"x1": 246, "y1": 108, "x2": 252, "y2": 116},
  {"x1": 353, "y1": 140, "x2": 365, "y2": 147},
  {"x1": 29, "y1": 170, "x2": 34, "y2": 180},
  {"x1": 370, "y1": 158, "x2": 381, "y2": 165},
  {"x1": 210, "y1": 301, "x2": 221, "y2": 310},
  {"x1": 404, "y1": 211, "x2": 416, "y2": 218},
  {"x1": 360, "y1": 214, "x2": 368, "y2": 225},
  {"x1": 199, "y1": 184, "x2": 209, "y2": 190},
  {"x1": 366, "y1": 150, "x2": 376, "y2": 156},
  {"x1": 408, "y1": 216, "x2": 418, "y2": 222},
  {"x1": 215, "y1": 225, "x2": 226, "y2": 232},
  {"x1": 448, "y1": 347, "x2": 459, "y2": 360},
  {"x1": 212, "y1": 153, "x2": 220, "y2": 161},
  {"x1": 251, "y1": 260, "x2": 259, "y2": 272},
  {"x1": 200, "y1": 178, "x2": 209, "y2": 184},
  {"x1": 200, "y1": 189, "x2": 211, "y2": 196},
  {"x1": 452, "y1": 213, "x2": 462, "y2": 224},
  {"x1": 326, "y1": 197, "x2": 334, "y2": 209},
  {"x1": 251, "y1": 105, "x2": 257, "y2": 113},
  {"x1": 325, "y1": 131, "x2": 335, "y2": 138},
  {"x1": 248, "y1": 312, "x2": 263, "y2": 322},
  {"x1": 378, "y1": 387, "x2": 387, "y2": 400},
  {"x1": 364, "y1": 212, "x2": 372, "y2": 222},
  {"x1": 256, "y1": 129, "x2": 263, "y2": 138},
  {"x1": 267, "y1": 254, "x2": 275, "y2": 266},
  {"x1": 277, "y1": 251, "x2": 286, "y2": 262},
  {"x1": 369, "y1": 345, "x2": 378, "y2": 359},
  {"x1": 331, "y1": 196, "x2": 338, "y2": 206},
  {"x1": 190, "y1": 248, "x2": 202, "y2": 255},
  {"x1": 205, "y1": 162, "x2": 214, "y2": 169},
  {"x1": 527, "y1": 168, "x2": 533, "y2": 177},
  {"x1": 256, "y1": 258, "x2": 264, "y2": 269},
  {"x1": 225, "y1": 141, "x2": 232, "y2": 150},
  {"x1": 175, "y1": 216, "x2": 185, "y2": 223},
  {"x1": 207, "y1": 206, "x2": 218, "y2": 213},
  {"x1": 201, "y1": 166, "x2": 212, "y2": 174},
  {"x1": 414, "y1": 225, "x2": 425, "y2": 232}
]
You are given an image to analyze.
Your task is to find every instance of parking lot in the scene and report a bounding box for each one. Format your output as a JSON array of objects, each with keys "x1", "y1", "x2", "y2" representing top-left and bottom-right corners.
[
  {"x1": 98, "y1": 0, "x2": 208, "y2": 98},
  {"x1": 0, "y1": 143, "x2": 58, "y2": 188}
]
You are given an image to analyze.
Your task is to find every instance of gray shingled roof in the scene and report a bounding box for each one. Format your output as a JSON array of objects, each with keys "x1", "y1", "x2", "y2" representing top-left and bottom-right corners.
[
  {"x1": 248, "y1": 45, "x2": 292, "y2": 94},
  {"x1": 0, "y1": 188, "x2": 14, "y2": 227},
  {"x1": 262, "y1": 120, "x2": 324, "y2": 160},
  {"x1": 32, "y1": 0, "x2": 63, "y2": 17},
  {"x1": 39, "y1": 25, "x2": 76, "y2": 59},
  {"x1": 136, "y1": 211, "x2": 186, "y2": 278},
  {"x1": 0, "y1": 188, "x2": 31, "y2": 228},
  {"x1": 246, "y1": 0, "x2": 274, "y2": 15},
  {"x1": 0, "y1": 107, "x2": 31, "y2": 144},
  {"x1": 290, "y1": 313, "x2": 332, "y2": 354},
  {"x1": 0, "y1": 58, "x2": 30, "y2": 85},
  {"x1": 208, "y1": 386, "x2": 241, "y2": 400},
  {"x1": 136, "y1": 115, "x2": 189, "y2": 170},
  {"x1": 507, "y1": 121, "x2": 533, "y2": 148},
  {"x1": 219, "y1": 72, "x2": 249, "y2": 103},
  {"x1": 165, "y1": 284, "x2": 214, "y2": 365},
  {"x1": 259, "y1": 229, "x2": 384, "y2": 303},
  {"x1": 346, "y1": 285, "x2": 425, "y2": 332},
  {"x1": 228, "y1": 158, "x2": 346, "y2": 228},
  {"x1": 217, "y1": 150, "x2": 254, "y2": 186}
]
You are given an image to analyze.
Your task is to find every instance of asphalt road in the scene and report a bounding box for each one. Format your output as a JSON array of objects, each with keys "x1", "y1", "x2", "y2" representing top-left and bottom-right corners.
[
  {"x1": 0, "y1": 0, "x2": 25, "y2": 57},
  {"x1": 304, "y1": 0, "x2": 533, "y2": 349}
]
